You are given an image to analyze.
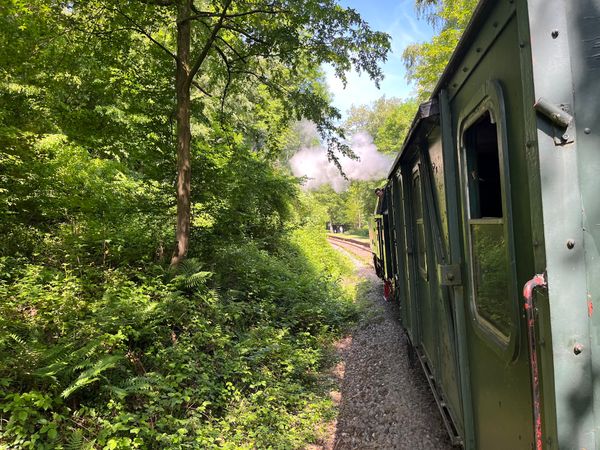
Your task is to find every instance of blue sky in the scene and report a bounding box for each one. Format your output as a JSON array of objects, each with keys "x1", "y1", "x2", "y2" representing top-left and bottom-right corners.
[{"x1": 325, "y1": 0, "x2": 434, "y2": 116}]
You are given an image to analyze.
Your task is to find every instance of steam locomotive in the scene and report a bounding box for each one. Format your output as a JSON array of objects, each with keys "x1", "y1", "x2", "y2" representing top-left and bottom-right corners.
[{"x1": 369, "y1": 0, "x2": 600, "y2": 448}]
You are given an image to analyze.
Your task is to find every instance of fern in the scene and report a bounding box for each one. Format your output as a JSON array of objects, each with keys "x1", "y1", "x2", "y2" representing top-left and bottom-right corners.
[
  {"x1": 33, "y1": 343, "x2": 76, "y2": 381},
  {"x1": 178, "y1": 258, "x2": 204, "y2": 276},
  {"x1": 106, "y1": 375, "x2": 154, "y2": 399},
  {"x1": 8, "y1": 332, "x2": 26, "y2": 347},
  {"x1": 34, "y1": 340, "x2": 101, "y2": 382},
  {"x1": 61, "y1": 354, "x2": 123, "y2": 399},
  {"x1": 65, "y1": 430, "x2": 83, "y2": 450},
  {"x1": 7, "y1": 333, "x2": 42, "y2": 361},
  {"x1": 170, "y1": 258, "x2": 213, "y2": 290},
  {"x1": 184, "y1": 270, "x2": 212, "y2": 289}
]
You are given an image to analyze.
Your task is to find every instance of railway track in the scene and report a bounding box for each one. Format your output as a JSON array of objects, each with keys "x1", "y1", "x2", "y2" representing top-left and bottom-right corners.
[
  {"x1": 326, "y1": 234, "x2": 370, "y2": 250},
  {"x1": 326, "y1": 235, "x2": 372, "y2": 264}
]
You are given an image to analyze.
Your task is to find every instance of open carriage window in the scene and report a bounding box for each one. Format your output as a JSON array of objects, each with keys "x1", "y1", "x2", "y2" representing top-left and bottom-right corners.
[
  {"x1": 464, "y1": 111, "x2": 512, "y2": 338},
  {"x1": 465, "y1": 112, "x2": 503, "y2": 219}
]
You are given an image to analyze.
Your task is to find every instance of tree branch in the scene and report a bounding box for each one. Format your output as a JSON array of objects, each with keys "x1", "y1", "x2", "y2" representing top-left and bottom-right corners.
[
  {"x1": 139, "y1": 0, "x2": 175, "y2": 5},
  {"x1": 114, "y1": 6, "x2": 178, "y2": 62},
  {"x1": 215, "y1": 35, "x2": 247, "y2": 63},
  {"x1": 191, "y1": 80, "x2": 212, "y2": 97},
  {"x1": 221, "y1": 23, "x2": 269, "y2": 46},
  {"x1": 233, "y1": 69, "x2": 290, "y2": 96},
  {"x1": 179, "y1": 6, "x2": 285, "y2": 24},
  {"x1": 213, "y1": 45, "x2": 232, "y2": 118},
  {"x1": 186, "y1": 0, "x2": 234, "y2": 88}
]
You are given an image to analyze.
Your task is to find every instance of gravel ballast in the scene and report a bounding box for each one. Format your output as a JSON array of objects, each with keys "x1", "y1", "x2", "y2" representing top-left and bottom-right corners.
[{"x1": 316, "y1": 244, "x2": 454, "y2": 450}]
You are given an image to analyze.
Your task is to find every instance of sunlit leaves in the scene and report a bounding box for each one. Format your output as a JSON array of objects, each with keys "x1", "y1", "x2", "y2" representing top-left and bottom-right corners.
[
  {"x1": 403, "y1": 0, "x2": 478, "y2": 99},
  {"x1": 345, "y1": 97, "x2": 418, "y2": 154}
]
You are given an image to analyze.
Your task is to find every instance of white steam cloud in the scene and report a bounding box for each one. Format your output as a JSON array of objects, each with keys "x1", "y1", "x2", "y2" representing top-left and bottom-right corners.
[{"x1": 289, "y1": 132, "x2": 394, "y2": 192}]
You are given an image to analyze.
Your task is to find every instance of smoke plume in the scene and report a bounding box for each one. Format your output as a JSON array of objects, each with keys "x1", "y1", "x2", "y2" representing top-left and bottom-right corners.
[{"x1": 289, "y1": 132, "x2": 394, "y2": 192}]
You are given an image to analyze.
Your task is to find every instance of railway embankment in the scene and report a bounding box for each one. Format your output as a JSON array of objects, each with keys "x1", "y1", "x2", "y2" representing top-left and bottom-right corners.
[{"x1": 314, "y1": 241, "x2": 453, "y2": 449}]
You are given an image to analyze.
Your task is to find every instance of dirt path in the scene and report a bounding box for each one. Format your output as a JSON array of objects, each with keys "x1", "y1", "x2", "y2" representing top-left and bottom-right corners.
[{"x1": 316, "y1": 245, "x2": 453, "y2": 450}]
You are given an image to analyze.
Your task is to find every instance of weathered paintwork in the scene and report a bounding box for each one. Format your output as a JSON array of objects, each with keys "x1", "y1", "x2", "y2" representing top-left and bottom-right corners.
[{"x1": 369, "y1": 0, "x2": 600, "y2": 448}]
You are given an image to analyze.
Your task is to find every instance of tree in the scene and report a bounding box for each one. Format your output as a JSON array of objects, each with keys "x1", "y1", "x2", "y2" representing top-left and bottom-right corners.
[
  {"x1": 344, "y1": 180, "x2": 379, "y2": 229},
  {"x1": 310, "y1": 185, "x2": 347, "y2": 228},
  {"x1": 403, "y1": 0, "x2": 478, "y2": 99},
  {"x1": 345, "y1": 97, "x2": 418, "y2": 154},
  {"x1": 70, "y1": 0, "x2": 390, "y2": 264}
]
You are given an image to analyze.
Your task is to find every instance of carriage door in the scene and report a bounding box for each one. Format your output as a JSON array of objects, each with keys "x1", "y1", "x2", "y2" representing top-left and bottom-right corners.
[
  {"x1": 458, "y1": 81, "x2": 532, "y2": 449},
  {"x1": 409, "y1": 163, "x2": 437, "y2": 365}
]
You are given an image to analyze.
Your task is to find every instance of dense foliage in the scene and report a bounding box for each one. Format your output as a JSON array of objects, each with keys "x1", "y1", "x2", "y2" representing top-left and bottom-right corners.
[
  {"x1": 0, "y1": 226, "x2": 357, "y2": 448},
  {"x1": 403, "y1": 0, "x2": 478, "y2": 99},
  {"x1": 0, "y1": 0, "x2": 387, "y2": 448},
  {"x1": 308, "y1": 182, "x2": 377, "y2": 232},
  {"x1": 345, "y1": 97, "x2": 418, "y2": 155}
]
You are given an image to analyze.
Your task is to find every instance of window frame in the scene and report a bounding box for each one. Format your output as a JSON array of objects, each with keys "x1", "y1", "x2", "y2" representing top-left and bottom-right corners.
[
  {"x1": 411, "y1": 165, "x2": 428, "y2": 281},
  {"x1": 457, "y1": 80, "x2": 520, "y2": 361}
]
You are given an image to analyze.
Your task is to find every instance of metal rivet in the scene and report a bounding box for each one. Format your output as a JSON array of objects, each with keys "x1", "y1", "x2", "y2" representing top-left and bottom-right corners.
[
  {"x1": 462, "y1": 67, "x2": 468, "y2": 72},
  {"x1": 584, "y1": 128, "x2": 591, "y2": 134},
  {"x1": 567, "y1": 239, "x2": 575, "y2": 249},
  {"x1": 519, "y1": 42, "x2": 525, "y2": 48},
  {"x1": 574, "y1": 343, "x2": 583, "y2": 355},
  {"x1": 551, "y1": 30, "x2": 559, "y2": 38},
  {"x1": 476, "y1": 47, "x2": 482, "y2": 53},
  {"x1": 447, "y1": 273, "x2": 454, "y2": 281}
]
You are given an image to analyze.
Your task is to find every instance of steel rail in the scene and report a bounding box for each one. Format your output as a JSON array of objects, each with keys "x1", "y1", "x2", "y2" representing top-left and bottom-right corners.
[{"x1": 326, "y1": 234, "x2": 370, "y2": 251}]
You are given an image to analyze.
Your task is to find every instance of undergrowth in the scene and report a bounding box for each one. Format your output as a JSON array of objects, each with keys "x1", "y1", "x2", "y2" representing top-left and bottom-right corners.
[{"x1": 0, "y1": 227, "x2": 357, "y2": 449}]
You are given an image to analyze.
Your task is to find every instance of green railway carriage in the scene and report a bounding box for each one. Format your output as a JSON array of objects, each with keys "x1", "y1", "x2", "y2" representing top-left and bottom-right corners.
[
  {"x1": 370, "y1": 0, "x2": 600, "y2": 448},
  {"x1": 370, "y1": 188, "x2": 395, "y2": 283}
]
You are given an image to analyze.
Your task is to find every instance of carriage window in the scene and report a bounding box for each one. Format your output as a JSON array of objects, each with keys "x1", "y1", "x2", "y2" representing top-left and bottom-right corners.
[
  {"x1": 464, "y1": 112, "x2": 511, "y2": 337},
  {"x1": 412, "y1": 171, "x2": 427, "y2": 277},
  {"x1": 465, "y1": 113, "x2": 503, "y2": 219}
]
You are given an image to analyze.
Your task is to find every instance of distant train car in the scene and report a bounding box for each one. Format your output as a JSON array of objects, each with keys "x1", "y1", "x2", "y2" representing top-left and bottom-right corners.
[
  {"x1": 370, "y1": 186, "x2": 397, "y2": 300},
  {"x1": 370, "y1": 0, "x2": 600, "y2": 448}
]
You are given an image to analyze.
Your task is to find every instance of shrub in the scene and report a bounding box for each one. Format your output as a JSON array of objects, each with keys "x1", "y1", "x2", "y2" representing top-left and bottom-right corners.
[{"x1": 0, "y1": 228, "x2": 357, "y2": 449}]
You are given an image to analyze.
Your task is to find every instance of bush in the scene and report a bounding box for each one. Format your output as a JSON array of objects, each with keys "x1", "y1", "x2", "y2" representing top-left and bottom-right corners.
[{"x1": 0, "y1": 228, "x2": 357, "y2": 449}]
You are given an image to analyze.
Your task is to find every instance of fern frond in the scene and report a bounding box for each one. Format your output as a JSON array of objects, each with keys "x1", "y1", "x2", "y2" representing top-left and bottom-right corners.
[
  {"x1": 178, "y1": 258, "x2": 203, "y2": 276},
  {"x1": 185, "y1": 271, "x2": 212, "y2": 289},
  {"x1": 7, "y1": 333, "x2": 42, "y2": 362},
  {"x1": 106, "y1": 375, "x2": 155, "y2": 399},
  {"x1": 8, "y1": 333, "x2": 26, "y2": 347},
  {"x1": 61, "y1": 354, "x2": 123, "y2": 399},
  {"x1": 169, "y1": 258, "x2": 213, "y2": 290},
  {"x1": 65, "y1": 430, "x2": 83, "y2": 450},
  {"x1": 34, "y1": 343, "x2": 75, "y2": 380}
]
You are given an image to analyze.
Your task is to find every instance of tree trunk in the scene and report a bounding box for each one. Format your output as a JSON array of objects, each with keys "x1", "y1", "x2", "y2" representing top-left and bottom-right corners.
[{"x1": 171, "y1": 0, "x2": 192, "y2": 266}]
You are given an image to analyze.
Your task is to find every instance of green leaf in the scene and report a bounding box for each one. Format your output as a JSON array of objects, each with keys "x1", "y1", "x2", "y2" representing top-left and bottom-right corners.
[{"x1": 47, "y1": 427, "x2": 58, "y2": 440}]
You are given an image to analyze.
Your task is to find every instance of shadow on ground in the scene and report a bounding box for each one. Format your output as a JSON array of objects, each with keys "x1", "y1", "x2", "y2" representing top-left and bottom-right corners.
[{"x1": 324, "y1": 268, "x2": 453, "y2": 450}]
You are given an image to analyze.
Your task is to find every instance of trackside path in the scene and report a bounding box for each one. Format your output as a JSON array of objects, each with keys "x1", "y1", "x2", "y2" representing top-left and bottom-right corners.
[{"x1": 314, "y1": 244, "x2": 453, "y2": 450}]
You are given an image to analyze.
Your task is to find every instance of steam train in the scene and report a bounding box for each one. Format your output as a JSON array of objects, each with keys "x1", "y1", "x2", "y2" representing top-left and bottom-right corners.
[{"x1": 369, "y1": 0, "x2": 600, "y2": 448}]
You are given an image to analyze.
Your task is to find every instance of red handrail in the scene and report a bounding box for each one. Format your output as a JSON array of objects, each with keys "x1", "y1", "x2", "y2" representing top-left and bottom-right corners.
[{"x1": 523, "y1": 273, "x2": 547, "y2": 450}]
